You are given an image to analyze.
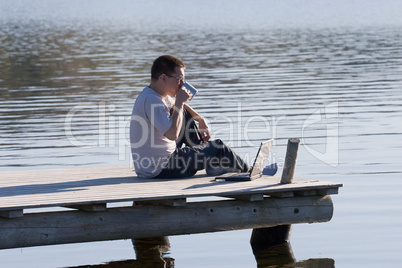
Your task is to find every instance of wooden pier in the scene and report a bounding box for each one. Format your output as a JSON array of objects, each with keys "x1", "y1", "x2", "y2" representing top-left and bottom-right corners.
[{"x1": 0, "y1": 164, "x2": 342, "y2": 250}]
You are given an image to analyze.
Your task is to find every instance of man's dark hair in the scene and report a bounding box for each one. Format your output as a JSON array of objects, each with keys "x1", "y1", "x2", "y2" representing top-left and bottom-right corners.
[{"x1": 151, "y1": 55, "x2": 185, "y2": 81}]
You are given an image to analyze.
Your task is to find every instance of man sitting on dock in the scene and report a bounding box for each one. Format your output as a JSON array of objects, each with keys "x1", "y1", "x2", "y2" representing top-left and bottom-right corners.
[{"x1": 130, "y1": 55, "x2": 250, "y2": 178}]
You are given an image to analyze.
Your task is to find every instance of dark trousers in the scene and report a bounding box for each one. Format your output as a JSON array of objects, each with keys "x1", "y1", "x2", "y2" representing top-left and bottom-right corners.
[{"x1": 155, "y1": 109, "x2": 249, "y2": 178}]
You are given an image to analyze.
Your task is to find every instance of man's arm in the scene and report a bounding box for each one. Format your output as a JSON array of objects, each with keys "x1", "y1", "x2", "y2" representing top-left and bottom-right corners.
[{"x1": 184, "y1": 103, "x2": 211, "y2": 142}]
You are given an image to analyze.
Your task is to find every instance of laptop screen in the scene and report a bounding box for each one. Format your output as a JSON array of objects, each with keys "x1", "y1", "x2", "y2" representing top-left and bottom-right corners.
[{"x1": 250, "y1": 139, "x2": 274, "y2": 177}]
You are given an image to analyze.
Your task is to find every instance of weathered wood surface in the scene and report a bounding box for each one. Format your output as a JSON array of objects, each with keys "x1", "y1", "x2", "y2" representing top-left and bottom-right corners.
[
  {"x1": 0, "y1": 165, "x2": 342, "y2": 249},
  {"x1": 0, "y1": 165, "x2": 342, "y2": 212},
  {"x1": 0, "y1": 195, "x2": 333, "y2": 249},
  {"x1": 281, "y1": 138, "x2": 300, "y2": 184}
]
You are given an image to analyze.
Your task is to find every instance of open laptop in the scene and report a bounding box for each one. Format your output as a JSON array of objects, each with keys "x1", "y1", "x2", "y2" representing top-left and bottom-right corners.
[{"x1": 215, "y1": 139, "x2": 274, "y2": 181}]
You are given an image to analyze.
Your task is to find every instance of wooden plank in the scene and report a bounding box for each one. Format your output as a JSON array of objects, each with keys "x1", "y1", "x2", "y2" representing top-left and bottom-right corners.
[
  {"x1": 66, "y1": 203, "x2": 107, "y2": 212},
  {"x1": 0, "y1": 195, "x2": 334, "y2": 249},
  {"x1": 295, "y1": 190, "x2": 317, "y2": 196},
  {"x1": 317, "y1": 188, "x2": 339, "y2": 196},
  {"x1": 135, "y1": 198, "x2": 187, "y2": 207},
  {"x1": 0, "y1": 166, "x2": 342, "y2": 211},
  {"x1": 223, "y1": 194, "x2": 265, "y2": 202},
  {"x1": 269, "y1": 191, "x2": 295, "y2": 198},
  {"x1": 0, "y1": 209, "x2": 23, "y2": 218}
]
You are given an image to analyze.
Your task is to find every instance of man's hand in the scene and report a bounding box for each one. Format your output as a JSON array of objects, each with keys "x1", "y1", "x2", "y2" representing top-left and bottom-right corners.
[
  {"x1": 198, "y1": 117, "x2": 211, "y2": 142},
  {"x1": 182, "y1": 103, "x2": 211, "y2": 142},
  {"x1": 175, "y1": 86, "x2": 191, "y2": 105}
]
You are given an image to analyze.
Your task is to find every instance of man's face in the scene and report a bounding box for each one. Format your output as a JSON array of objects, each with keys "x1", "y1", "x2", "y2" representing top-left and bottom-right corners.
[{"x1": 165, "y1": 67, "x2": 185, "y2": 97}]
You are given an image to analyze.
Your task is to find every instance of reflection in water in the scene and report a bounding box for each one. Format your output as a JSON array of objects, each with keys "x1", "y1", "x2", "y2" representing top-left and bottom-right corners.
[
  {"x1": 253, "y1": 241, "x2": 296, "y2": 268},
  {"x1": 67, "y1": 237, "x2": 174, "y2": 268},
  {"x1": 251, "y1": 226, "x2": 335, "y2": 268},
  {"x1": 66, "y1": 236, "x2": 334, "y2": 268},
  {"x1": 253, "y1": 242, "x2": 335, "y2": 268},
  {"x1": 132, "y1": 237, "x2": 174, "y2": 268}
]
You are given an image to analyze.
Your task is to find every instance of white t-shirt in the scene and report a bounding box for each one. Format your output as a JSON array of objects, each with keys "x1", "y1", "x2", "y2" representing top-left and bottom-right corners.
[{"x1": 130, "y1": 87, "x2": 176, "y2": 178}]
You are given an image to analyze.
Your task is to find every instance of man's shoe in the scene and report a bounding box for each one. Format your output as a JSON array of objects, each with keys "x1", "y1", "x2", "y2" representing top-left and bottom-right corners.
[{"x1": 262, "y1": 163, "x2": 278, "y2": 176}]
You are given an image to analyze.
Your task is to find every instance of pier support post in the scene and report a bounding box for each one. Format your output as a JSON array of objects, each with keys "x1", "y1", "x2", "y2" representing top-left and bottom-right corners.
[
  {"x1": 250, "y1": 225, "x2": 293, "y2": 251},
  {"x1": 251, "y1": 138, "x2": 300, "y2": 250}
]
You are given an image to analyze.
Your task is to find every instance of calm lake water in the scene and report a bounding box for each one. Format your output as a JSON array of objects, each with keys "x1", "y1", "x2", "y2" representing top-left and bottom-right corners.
[{"x1": 1, "y1": 0, "x2": 402, "y2": 267}]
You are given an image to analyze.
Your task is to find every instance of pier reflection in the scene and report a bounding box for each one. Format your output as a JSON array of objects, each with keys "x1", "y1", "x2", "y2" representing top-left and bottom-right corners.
[
  {"x1": 252, "y1": 241, "x2": 335, "y2": 268},
  {"x1": 132, "y1": 237, "x2": 174, "y2": 268},
  {"x1": 69, "y1": 237, "x2": 174, "y2": 268},
  {"x1": 68, "y1": 236, "x2": 334, "y2": 268}
]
